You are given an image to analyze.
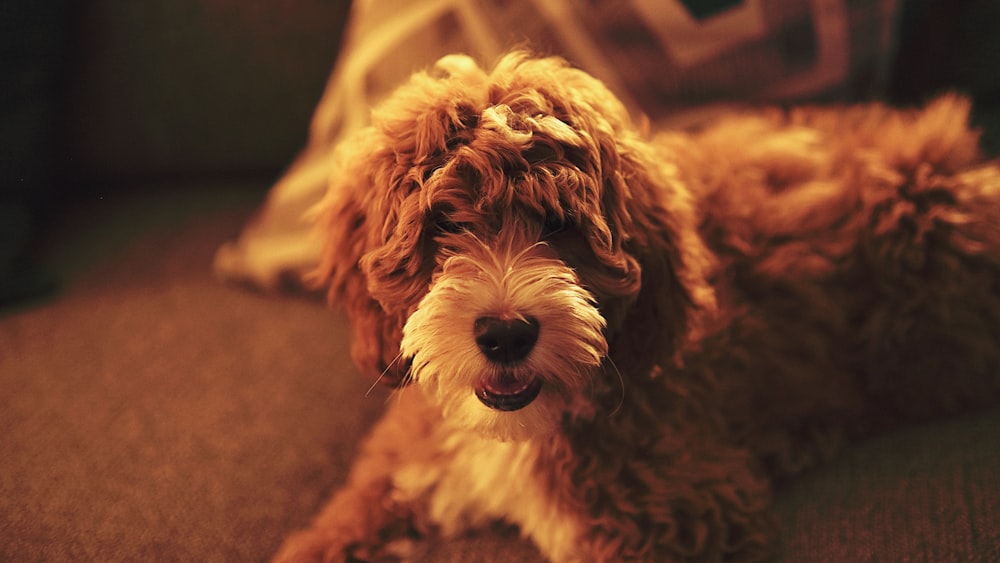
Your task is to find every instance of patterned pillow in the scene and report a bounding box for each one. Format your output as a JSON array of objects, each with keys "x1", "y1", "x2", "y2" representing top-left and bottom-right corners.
[{"x1": 214, "y1": 0, "x2": 902, "y2": 292}]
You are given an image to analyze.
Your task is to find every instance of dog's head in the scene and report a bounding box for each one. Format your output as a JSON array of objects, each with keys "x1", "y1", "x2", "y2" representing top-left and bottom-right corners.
[{"x1": 313, "y1": 52, "x2": 715, "y2": 440}]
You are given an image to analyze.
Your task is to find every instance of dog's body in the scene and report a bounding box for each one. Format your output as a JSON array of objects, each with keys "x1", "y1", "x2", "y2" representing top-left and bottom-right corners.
[{"x1": 275, "y1": 53, "x2": 1000, "y2": 562}]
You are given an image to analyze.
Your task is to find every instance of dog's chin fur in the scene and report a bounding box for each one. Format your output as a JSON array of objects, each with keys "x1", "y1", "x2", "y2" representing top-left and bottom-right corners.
[
  {"x1": 401, "y1": 234, "x2": 606, "y2": 442},
  {"x1": 279, "y1": 51, "x2": 1000, "y2": 562},
  {"x1": 435, "y1": 391, "x2": 573, "y2": 442}
]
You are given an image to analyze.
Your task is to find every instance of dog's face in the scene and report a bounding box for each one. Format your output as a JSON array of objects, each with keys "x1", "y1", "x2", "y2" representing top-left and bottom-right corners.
[{"x1": 315, "y1": 53, "x2": 713, "y2": 441}]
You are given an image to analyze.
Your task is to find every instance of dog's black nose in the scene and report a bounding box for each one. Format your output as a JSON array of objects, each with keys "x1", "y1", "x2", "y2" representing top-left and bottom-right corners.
[{"x1": 474, "y1": 316, "x2": 539, "y2": 364}]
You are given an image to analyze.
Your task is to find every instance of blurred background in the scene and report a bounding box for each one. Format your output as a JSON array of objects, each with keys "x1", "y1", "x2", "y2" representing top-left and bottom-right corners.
[{"x1": 1, "y1": 0, "x2": 352, "y2": 306}]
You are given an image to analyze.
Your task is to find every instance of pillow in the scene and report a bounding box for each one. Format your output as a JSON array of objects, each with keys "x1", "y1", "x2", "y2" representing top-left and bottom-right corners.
[{"x1": 214, "y1": 0, "x2": 903, "y2": 292}]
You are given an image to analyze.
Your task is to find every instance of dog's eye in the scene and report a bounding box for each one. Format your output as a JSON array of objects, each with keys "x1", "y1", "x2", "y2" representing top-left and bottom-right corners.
[
  {"x1": 434, "y1": 219, "x2": 466, "y2": 235},
  {"x1": 542, "y1": 210, "x2": 571, "y2": 237}
]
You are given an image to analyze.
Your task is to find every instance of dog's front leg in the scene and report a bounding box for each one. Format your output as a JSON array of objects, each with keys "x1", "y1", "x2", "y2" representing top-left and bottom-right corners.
[{"x1": 273, "y1": 392, "x2": 446, "y2": 563}]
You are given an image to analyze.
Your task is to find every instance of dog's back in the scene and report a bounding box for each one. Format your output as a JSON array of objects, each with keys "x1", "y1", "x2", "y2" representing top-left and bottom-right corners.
[{"x1": 658, "y1": 96, "x2": 1000, "y2": 475}]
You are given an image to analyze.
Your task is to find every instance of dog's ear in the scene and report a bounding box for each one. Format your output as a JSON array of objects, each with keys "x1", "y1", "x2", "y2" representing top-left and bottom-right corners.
[
  {"x1": 600, "y1": 134, "x2": 718, "y2": 374},
  {"x1": 309, "y1": 131, "x2": 410, "y2": 386},
  {"x1": 309, "y1": 56, "x2": 491, "y2": 387}
]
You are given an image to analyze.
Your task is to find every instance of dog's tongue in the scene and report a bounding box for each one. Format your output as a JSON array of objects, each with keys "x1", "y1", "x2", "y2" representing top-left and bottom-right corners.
[
  {"x1": 484, "y1": 372, "x2": 533, "y2": 394},
  {"x1": 476, "y1": 373, "x2": 543, "y2": 412}
]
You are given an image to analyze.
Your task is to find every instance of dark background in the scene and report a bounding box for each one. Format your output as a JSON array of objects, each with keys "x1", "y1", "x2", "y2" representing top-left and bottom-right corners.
[{"x1": 1, "y1": 0, "x2": 352, "y2": 306}]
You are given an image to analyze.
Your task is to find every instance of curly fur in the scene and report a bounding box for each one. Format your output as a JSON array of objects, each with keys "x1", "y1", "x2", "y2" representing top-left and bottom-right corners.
[{"x1": 276, "y1": 52, "x2": 1000, "y2": 562}]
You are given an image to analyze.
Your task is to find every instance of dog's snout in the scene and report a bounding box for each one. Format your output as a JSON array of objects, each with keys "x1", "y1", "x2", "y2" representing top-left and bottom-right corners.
[{"x1": 474, "y1": 316, "x2": 539, "y2": 364}]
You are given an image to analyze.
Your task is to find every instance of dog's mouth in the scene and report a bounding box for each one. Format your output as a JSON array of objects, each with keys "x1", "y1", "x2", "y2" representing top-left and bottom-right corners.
[{"x1": 475, "y1": 372, "x2": 543, "y2": 412}]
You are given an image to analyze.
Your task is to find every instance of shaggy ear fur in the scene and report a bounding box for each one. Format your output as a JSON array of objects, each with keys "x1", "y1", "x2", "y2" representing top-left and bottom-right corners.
[
  {"x1": 600, "y1": 133, "x2": 718, "y2": 374},
  {"x1": 308, "y1": 130, "x2": 409, "y2": 385},
  {"x1": 308, "y1": 55, "x2": 492, "y2": 386}
]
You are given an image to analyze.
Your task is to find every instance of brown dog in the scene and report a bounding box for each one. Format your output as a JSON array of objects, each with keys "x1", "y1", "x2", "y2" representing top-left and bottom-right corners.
[{"x1": 275, "y1": 52, "x2": 1000, "y2": 561}]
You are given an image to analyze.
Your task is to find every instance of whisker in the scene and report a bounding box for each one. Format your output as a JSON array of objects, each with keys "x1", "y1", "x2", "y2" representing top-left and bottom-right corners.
[
  {"x1": 364, "y1": 374, "x2": 385, "y2": 398},
  {"x1": 603, "y1": 357, "x2": 626, "y2": 417},
  {"x1": 389, "y1": 369, "x2": 415, "y2": 406},
  {"x1": 366, "y1": 350, "x2": 406, "y2": 398}
]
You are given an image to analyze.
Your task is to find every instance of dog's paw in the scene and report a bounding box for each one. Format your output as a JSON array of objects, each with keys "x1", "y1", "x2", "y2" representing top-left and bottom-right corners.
[
  {"x1": 271, "y1": 529, "x2": 354, "y2": 563},
  {"x1": 273, "y1": 525, "x2": 428, "y2": 563}
]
